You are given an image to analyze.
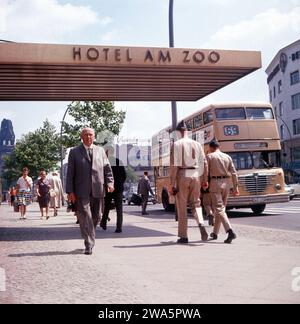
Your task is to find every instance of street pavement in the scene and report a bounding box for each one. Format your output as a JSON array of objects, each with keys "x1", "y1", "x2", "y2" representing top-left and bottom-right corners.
[{"x1": 0, "y1": 200, "x2": 300, "y2": 304}]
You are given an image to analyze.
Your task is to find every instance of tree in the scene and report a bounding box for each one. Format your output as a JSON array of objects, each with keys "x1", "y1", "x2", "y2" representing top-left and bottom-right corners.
[
  {"x1": 2, "y1": 152, "x2": 19, "y2": 187},
  {"x1": 125, "y1": 166, "x2": 139, "y2": 184},
  {"x1": 2, "y1": 120, "x2": 61, "y2": 182},
  {"x1": 61, "y1": 101, "x2": 126, "y2": 148}
]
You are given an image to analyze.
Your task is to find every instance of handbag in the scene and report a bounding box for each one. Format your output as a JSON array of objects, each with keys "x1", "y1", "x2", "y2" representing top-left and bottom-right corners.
[{"x1": 49, "y1": 189, "x2": 56, "y2": 198}]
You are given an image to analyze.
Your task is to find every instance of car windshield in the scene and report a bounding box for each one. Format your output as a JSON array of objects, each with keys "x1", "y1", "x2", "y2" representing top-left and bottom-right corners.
[{"x1": 215, "y1": 108, "x2": 246, "y2": 120}]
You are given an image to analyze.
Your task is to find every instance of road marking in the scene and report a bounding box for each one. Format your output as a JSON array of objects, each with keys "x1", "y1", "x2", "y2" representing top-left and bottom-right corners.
[{"x1": 265, "y1": 208, "x2": 300, "y2": 214}]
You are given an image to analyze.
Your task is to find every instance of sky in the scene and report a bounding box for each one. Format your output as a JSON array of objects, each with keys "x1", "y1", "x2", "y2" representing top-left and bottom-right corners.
[{"x1": 0, "y1": 0, "x2": 300, "y2": 142}]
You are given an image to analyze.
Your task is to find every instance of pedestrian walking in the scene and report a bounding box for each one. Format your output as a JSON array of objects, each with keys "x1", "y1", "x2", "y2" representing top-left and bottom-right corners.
[
  {"x1": 100, "y1": 154, "x2": 127, "y2": 233},
  {"x1": 36, "y1": 170, "x2": 51, "y2": 220},
  {"x1": 66, "y1": 128, "x2": 114, "y2": 255},
  {"x1": 137, "y1": 171, "x2": 154, "y2": 215},
  {"x1": 49, "y1": 171, "x2": 64, "y2": 217},
  {"x1": 16, "y1": 167, "x2": 33, "y2": 220},
  {"x1": 206, "y1": 140, "x2": 239, "y2": 243},
  {"x1": 9, "y1": 186, "x2": 17, "y2": 207},
  {"x1": 170, "y1": 121, "x2": 209, "y2": 244}
]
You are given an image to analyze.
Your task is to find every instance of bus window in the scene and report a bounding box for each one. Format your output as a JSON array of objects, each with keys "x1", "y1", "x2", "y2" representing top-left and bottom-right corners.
[
  {"x1": 228, "y1": 152, "x2": 253, "y2": 170},
  {"x1": 215, "y1": 108, "x2": 246, "y2": 120},
  {"x1": 253, "y1": 151, "x2": 280, "y2": 169},
  {"x1": 193, "y1": 114, "x2": 203, "y2": 128},
  {"x1": 203, "y1": 110, "x2": 213, "y2": 124},
  {"x1": 186, "y1": 119, "x2": 193, "y2": 130},
  {"x1": 246, "y1": 107, "x2": 274, "y2": 120}
]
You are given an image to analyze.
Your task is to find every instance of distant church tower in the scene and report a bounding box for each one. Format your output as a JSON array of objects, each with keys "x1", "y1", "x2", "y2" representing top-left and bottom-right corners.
[{"x1": 0, "y1": 119, "x2": 15, "y2": 175}]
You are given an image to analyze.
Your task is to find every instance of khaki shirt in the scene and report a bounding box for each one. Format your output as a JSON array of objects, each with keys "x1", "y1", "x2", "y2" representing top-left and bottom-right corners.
[
  {"x1": 170, "y1": 136, "x2": 208, "y2": 186},
  {"x1": 206, "y1": 150, "x2": 238, "y2": 189}
]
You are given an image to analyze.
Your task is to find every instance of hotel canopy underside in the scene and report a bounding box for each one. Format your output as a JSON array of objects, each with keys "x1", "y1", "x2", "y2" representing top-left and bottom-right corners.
[{"x1": 0, "y1": 43, "x2": 261, "y2": 101}]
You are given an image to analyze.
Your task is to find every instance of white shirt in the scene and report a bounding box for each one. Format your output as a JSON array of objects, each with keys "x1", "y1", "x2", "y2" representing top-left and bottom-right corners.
[
  {"x1": 82, "y1": 143, "x2": 94, "y2": 155},
  {"x1": 17, "y1": 176, "x2": 33, "y2": 191}
]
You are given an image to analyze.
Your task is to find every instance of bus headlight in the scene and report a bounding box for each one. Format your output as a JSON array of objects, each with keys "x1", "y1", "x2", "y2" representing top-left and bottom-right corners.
[{"x1": 275, "y1": 184, "x2": 282, "y2": 190}]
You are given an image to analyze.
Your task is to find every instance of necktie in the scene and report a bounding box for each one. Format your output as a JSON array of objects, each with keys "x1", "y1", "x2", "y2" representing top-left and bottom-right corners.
[{"x1": 88, "y1": 148, "x2": 93, "y2": 162}]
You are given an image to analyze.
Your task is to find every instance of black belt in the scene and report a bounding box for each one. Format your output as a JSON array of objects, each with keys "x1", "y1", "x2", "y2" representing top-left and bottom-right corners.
[
  {"x1": 211, "y1": 176, "x2": 230, "y2": 179},
  {"x1": 179, "y1": 167, "x2": 197, "y2": 170}
]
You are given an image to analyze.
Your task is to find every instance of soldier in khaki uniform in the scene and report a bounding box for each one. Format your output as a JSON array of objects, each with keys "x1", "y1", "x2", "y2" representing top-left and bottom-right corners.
[
  {"x1": 170, "y1": 121, "x2": 209, "y2": 244},
  {"x1": 206, "y1": 140, "x2": 239, "y2": 243}
]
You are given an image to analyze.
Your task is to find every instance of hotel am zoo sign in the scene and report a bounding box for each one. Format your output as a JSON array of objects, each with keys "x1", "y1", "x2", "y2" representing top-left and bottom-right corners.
[{"x1": 72, "y1": 46, "x2": 221, "y2": 65}]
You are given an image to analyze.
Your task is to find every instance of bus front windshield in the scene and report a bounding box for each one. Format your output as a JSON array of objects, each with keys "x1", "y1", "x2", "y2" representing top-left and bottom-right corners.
[{"x1": 228, "y1": 151, "x2": 281, "y2": 170}]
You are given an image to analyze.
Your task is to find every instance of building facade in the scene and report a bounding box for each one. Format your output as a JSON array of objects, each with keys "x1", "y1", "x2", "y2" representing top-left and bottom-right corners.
[{"x1": 266, "y1": 39, "x2": 300, "y2": 181}]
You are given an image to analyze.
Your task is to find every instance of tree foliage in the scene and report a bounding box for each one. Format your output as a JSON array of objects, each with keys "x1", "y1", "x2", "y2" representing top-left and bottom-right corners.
[
  {"x1": 61, "y1": 101, "x2": 126, "y2": 148},
  {"x1": 2, "y1": 120, "x2": 60, "y2": 184}
]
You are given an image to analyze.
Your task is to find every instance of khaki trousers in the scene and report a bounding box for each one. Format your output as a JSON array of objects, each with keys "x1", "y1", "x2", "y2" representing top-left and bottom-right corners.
[
  {"x1": 210, "y1": 179, "x2": 232, "y2": 234},
  {"x1": 175, "y1": 176, "x2": 204, "y2": 239}
]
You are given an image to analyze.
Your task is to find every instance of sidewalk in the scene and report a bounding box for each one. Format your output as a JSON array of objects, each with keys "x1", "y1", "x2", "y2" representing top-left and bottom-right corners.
[{"x1": 0, "y1": 202, "x2": 299, "y2": 304}]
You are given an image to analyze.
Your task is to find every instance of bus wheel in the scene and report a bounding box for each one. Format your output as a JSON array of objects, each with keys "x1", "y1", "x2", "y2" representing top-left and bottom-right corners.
[
  {"x1": 251, "y1": 204, "x2": 266, "y2": 215},
  {"x1": 162, "y1": 190, "x2": 175, "y2": 212}
]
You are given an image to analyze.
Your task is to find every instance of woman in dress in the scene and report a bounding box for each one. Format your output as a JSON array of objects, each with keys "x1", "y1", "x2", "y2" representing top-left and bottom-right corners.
[
  {"x1": 16, "y1": 167, "x2": 33, "y2": 220},
  {"x1": 36, "y1": 170, "x2": 51, "y2": 220}
]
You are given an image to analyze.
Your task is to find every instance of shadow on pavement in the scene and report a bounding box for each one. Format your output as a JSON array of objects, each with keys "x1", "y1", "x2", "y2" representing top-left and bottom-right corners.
[
  {"x1": 125, "y1": 208, "x2": 175, "y2": 220},
  {"x1": 0, "y1": 225, "x2": 173, "y2": 242},
  {"x1": 114, "y1": 240, "x2": 204, "y2": 249},
  {"x1": 227, "y1": 211, "x2": 280, "y2": 218},
  {"x1": 8, "y1": 249, "x2": 83, "y2": 257}
]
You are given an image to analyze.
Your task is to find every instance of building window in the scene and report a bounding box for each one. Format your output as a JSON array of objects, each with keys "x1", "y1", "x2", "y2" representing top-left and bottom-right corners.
[
  {"x1": 293, "y1": 147, "x2": 300, "y2": 162},
  {"x1": 292, "y1": 93, "x2": 300, "y2": 110},
  {"x1": 280, "y1": 125, "x2": 285, "y2": 139},
  {"x1": 273, "y1": 86, "x2": 276, "y2": 99},
  {"x1": 269, "y1": 90, "x2": 272, "y2": 102},
  {"x1": 278, "y1": 80, "x2": 282, "y2": 93},
  {"x1": 291, "y1": 70, "x2": 299, "y2": 85},
  {"x1": 279, "y1": 102, "x2": 283, "y2": 116},
  {"x1": 293, "y1": 118, "x2": 300, "y2": 135},
  {"x1": 274, "y1": 106, "x2": 277, "y2": 117}
]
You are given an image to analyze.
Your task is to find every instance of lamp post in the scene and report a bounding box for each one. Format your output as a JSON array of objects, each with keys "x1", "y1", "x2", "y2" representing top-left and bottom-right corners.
[
  {"x1": 60, "y1": 106, "x2": 70, "y2": 188},
  {"x1": 169, "y1": 0, "x2": 177, "y2": 131},
  {"x1": 276, "y1": 114, "x2": 294, "y2": 182}
]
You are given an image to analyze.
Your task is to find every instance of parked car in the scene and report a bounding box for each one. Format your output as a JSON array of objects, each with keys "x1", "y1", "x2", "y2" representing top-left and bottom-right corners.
[
  {"x1": 126, "y1": 185, "x2": 157, "y2": 205},
  {"x1": 148, "y1": 187, "x2": 157, "y2": 204},
  {"x1": 289, "y1": 183, "x2": 300, "y2": 198},
  {"x1": 285, "y1": 184, "x2": 295, "y2": 200}
]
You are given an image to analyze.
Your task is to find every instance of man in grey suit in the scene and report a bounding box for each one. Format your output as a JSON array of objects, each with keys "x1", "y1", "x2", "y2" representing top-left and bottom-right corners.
[
  {"x1": 137, "y1": 171, "x2": 154, "y2": 215},
  {"x1": 66, "y1": 128, "x2": 114, "y2": 255}
]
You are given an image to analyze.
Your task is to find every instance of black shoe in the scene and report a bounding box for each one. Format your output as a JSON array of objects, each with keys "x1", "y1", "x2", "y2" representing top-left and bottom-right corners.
[
  {"x1": 199, "y1": 225, "x2": 208, "y2": 241},
  {"x1": 210, "y1": 232, "x2": 218, "y2": 240},
  {"x1": 142, "y1": 212, "x2": 149, "y2": 215},
  {"x1": 224, "y1": 229, "x2": 237, "y2": 244},
  {"x1": 177, "y1": 237, "x2": 189, "y2": 244},
  {"x1": 115, "y1": 228, "x2": 122, "y2": 233},
  {"x1": 100, "y1": 222, "x2": 107, "y2": 230},
  {"x1": 76, "y1": 220, "x2": 79, "y2": 224},
  {"x1": 84, "y1": 247, "x2": 93, "y2": 255}
]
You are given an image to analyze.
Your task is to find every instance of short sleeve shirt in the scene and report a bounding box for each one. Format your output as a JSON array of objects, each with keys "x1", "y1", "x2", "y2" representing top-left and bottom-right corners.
[{"x1": 17, "y1": 176, "x2": 33, "y2": 192}]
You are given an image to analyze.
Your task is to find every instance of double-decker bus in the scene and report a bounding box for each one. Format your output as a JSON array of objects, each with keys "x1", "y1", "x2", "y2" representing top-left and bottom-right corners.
[{"x1": 152, "y1": 102, "x2": 290, "y2": 215}]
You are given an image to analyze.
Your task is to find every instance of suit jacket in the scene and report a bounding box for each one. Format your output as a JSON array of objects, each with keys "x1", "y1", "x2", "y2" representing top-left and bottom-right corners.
[
  {"x1": 138, "y1": 176, "x2": 153, "y2": 196},
  {"x1": 66, "y1": 144, "x2": 114, "y2": 199},
  {"x1": 109, "y1": 157, "x2": 126, "y2": 193}
]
